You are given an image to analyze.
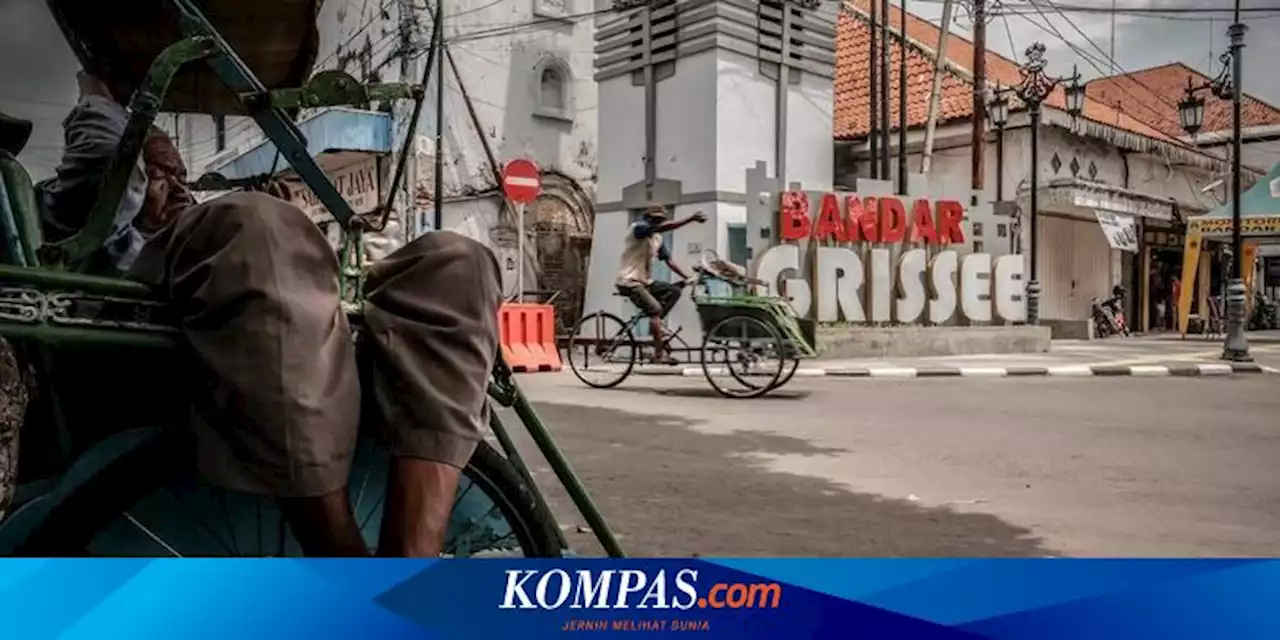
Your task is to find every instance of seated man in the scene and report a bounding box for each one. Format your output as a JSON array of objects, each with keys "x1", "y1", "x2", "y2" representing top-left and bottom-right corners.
[
  {"x1": 38, "y1": 72, "x2": 501, "y2": 557},
  {"x1": 615, "y1": 205, "x2": 705, "y2": 365}
]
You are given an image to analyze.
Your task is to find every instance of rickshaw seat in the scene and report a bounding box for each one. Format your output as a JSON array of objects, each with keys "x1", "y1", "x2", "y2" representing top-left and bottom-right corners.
[
  {"x1": 0, "y1": 113, "x2": 33, "y2": 156},
  {"x1": 0, "y1": 151, "x2": 45, "y2": 266}
]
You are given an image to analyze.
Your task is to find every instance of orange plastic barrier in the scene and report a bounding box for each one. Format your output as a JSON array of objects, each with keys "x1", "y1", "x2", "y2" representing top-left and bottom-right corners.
[{"x1": 499, "y1": 303, "x2": 563, "y2": 373}]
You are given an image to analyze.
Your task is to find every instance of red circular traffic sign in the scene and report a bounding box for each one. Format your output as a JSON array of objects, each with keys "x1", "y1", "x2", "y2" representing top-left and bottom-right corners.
[{"x1": 502, "y1": 158, "x2": 542, "y2": 204}]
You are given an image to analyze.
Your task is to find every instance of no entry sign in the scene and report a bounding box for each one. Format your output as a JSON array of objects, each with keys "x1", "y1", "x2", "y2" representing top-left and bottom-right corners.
[{"x1": 502, "y1": 158, "x2": 542, "y2": 204}]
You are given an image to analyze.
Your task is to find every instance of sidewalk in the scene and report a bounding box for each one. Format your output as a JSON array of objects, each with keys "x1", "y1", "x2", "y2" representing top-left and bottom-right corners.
[{"x1": 631, "y1": 333, "x2": 1280, "y2": 379}]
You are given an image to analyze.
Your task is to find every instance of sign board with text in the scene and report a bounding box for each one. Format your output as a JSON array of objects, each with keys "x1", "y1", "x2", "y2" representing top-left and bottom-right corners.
[
  {"x1": 751, "y1": 189, "x2": 1027, "y2": 325},
  {"x1": 1094, "y1": 210, "x2": 1138, "y2": 253},
  {"x1": 284, "y1": 157, "x2": 380, "y2": 220}
]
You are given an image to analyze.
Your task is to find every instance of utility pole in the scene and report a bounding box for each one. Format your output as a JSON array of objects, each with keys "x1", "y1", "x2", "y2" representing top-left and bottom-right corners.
[
  {"x1": 869, "y1": 0, "x2": 880, "y2": 178},
  {"x1": 897, "y1": 0, "x2": 908, "y2": 194},
  {"x1": 433, "y1": 0, "x2": 444, "y2": 232},
  {"x1": 879, "y1": 0, "x2": 891, "y2": 180},
  {"x1": 971, "y1": 0, "x2": 987, "y2": 199},
  {"x1": 398, "y1": 0, "x2": 418, "y2": 241},
  {"x1": 1109, "y1": 0, "x2": 1117, "y2": 74},
  {"x1": 920, "y1": 0, "x2": 953, "y2": 174},
  {"x1": 1222, "y1": 0, "x2": 1252, "y2": 362}
]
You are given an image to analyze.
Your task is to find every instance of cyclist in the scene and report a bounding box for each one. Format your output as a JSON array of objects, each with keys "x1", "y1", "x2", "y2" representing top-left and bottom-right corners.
[{"x1": 615, "y1": 205, "x2": 706, "y2": 365}]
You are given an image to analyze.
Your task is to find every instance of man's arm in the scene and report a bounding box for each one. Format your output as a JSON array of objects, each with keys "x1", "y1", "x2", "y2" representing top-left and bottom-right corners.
[
  {"x1": 38, "y1": 77, "x2": 130, "y2": 234},
  {"x1": 657, "y1": 245, "x2": 692, "y2": 281},
  {"x1": 651, "y1": 211, "x2": 707, "y2": 234}
]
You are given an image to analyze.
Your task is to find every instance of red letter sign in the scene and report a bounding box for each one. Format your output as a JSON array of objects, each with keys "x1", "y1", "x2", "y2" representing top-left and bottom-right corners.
[
  {"x1": 779, "y1": 190, "x2": 811, "y2": 241},
  {"x1": 909, "y1": 198, "x2": 938, "y2": 244},
  {"x1": 879, "y1": 197, "x2": 907, "y2": 244},
  {"x1": 814, "y1": 193, "x2": 849, "y2": 242},
  {"x1": 935, "y1": 200, "x2": 966, "y2": 244}
]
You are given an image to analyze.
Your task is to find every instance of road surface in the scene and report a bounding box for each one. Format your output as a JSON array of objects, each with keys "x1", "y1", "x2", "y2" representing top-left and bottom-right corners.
[{"x1": 500, "y1": 371, "x2": 1279, "y2": 558}]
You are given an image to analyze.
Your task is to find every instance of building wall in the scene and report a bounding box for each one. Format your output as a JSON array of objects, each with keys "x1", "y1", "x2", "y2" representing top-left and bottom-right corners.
[{"x1": 170, "y1": 0, "x2": 599, "y2": 248}]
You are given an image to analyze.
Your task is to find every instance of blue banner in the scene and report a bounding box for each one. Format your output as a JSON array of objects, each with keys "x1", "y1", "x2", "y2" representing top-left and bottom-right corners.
[{"x1": 2, "y1": 559, "x2": 1278, "y2": 638}]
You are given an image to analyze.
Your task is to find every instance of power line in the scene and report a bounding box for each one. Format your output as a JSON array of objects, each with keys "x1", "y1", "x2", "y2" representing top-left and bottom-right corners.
[
  {"x1": 995, "y1": 7, "x2": 1280, "y2": 22},
  {"x1": 1032, "y1": 0, "x2": 1188, "y2": 112},
  {"x1": 915, "y1": 0, "x2": 1280, "y2": 13},
  {"x1": 313, "y1": 0, "x2": 398, "y2": 70}
]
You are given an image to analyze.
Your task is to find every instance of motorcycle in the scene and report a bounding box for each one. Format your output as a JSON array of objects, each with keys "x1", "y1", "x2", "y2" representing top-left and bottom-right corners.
[
  {"x1": 1247, "y1": 291, "x2": 1279, "y2": 331},
  {"x1": 1091, "y1": 286, "x2": 1130, "y2": 339}
]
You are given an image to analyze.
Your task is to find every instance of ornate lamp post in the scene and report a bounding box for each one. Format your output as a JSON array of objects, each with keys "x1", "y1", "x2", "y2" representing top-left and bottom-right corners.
[
  {"x1": 1000, "y1": 43, "x2": 1084, "y2": 324},
  {"x1": 987, "y1": 85, "x2": 1013, "y2": 252},
  {"x1": 1178, "y1": 9, "x2": 1251, "y2": 362},
  {"x1": 987, "y1": 84, "x2": 1010, "y2": 201}
]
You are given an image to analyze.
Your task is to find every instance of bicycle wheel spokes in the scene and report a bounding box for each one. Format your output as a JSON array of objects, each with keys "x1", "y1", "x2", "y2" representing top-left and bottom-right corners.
[
  {"x1": 700, "y1": 315, "x2": 786, "y2": 398},
  {"x1": 84, "y1": 441, "x2": 545, "y2": 557},
  {"x1": 567, "y1": 312, "x2": 637, "y2": 389}
]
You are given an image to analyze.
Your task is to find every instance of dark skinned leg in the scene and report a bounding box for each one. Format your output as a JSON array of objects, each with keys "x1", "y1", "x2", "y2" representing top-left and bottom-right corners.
[
  {"x1": 376, "y1": 458, "x2": 464, "y2": 557},
  {"x1": 278, "y1": 490, "x2": 369, "y2": 557}
]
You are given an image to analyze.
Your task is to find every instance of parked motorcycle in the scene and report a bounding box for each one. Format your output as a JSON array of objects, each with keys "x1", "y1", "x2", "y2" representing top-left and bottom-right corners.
[
  {"x1": 1247, "y1": 291, "x2": 1279, "y2": 331},
  {"x1": 1091, "y1": 286, "x2": 1130, "y2": 339}
]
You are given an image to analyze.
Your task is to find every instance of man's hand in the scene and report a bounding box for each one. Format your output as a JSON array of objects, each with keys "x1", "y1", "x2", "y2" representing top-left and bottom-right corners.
[
  {"x1": 688, "y1": 211, "x2": 707, "y2": 224},
  {"x1": 77, "y1": 71, "x2": 114, "y2": 101}
]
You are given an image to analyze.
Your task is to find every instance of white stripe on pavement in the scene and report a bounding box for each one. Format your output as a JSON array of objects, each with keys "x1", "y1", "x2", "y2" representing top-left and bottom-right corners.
[
  {"x1": 1047, "y1": 366, "x2": 1094, "y2": 376},
  {"x1": 1128, "y1": 365, "x2": 1171, "y2": 377},
  {"x1": 1196, "y1": 363, "x2": 1235, "y2": 376},
  {"x1": 957, "y1": 367, "x2": 1009, "y2": 377},
  {"x1": 868, "y1": 368, "x2": 917, "y2": 378}
]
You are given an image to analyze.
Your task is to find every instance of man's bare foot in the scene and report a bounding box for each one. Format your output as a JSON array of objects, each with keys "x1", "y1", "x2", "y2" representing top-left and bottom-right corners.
[{"x1": 652, "y1": 353, "x2": 681, "y2": 366}]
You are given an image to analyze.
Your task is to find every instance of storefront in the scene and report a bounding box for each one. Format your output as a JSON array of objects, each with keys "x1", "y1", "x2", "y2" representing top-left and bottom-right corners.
[
  {"x1": 1177, "y1": 162, "x2": 1280, "y2": 335},
  {"x1": 1026, "y1": 180, "x2": 1174, "y2": 332},
  {"x1": 1140, "y1": 224, "x2": 1187, "y2": 333},
  {"x1": 206, "y1": 107, "x2": 394, "y2": 255}
]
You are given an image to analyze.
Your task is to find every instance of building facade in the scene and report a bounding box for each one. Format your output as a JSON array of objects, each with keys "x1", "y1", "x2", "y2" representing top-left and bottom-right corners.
[
  {"x1": 169, "y1": 0, "x2": 601, "y2": 323},
  {"x1": 831, "y1": 1, "x2": 1275, "y2": 336}
]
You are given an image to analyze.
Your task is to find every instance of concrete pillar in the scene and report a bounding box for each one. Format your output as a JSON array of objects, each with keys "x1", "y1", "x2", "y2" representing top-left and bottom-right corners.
[{"x1": 584, "y1": 0, "x2": 838, "y2": 340}]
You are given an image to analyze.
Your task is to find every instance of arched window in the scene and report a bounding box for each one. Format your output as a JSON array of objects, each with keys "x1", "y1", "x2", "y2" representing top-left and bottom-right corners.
[
  {"x1": 534, "y1": 58, "x2": 573, "y2": 122},
  {"x1": 540, "y1": 67, "x2": 565, "y2": 111}
]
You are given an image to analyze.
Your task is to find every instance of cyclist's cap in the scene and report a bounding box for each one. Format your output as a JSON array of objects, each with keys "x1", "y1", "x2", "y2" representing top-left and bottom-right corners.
[{"x1": 644, "y1": 205, "x2": 668, "y2": 219}]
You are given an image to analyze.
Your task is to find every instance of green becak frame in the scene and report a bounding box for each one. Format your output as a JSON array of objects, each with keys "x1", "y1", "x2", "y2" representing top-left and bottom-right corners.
[{"x1": 0, "y1": 0, "x2": 623, "y2": 558}]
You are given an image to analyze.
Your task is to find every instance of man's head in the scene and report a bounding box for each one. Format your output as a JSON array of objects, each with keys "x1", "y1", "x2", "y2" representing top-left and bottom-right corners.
[
  {"x1": 643, "y1": 204, "x2": 668, "y2": 226},
  {"x1": 138, "y1": 126, "x2": 193, "y2": 233}
]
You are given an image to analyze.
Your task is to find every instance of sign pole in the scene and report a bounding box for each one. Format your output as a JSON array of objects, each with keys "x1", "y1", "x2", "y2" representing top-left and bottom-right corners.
[
  {"x1": 516, "y1": 201, "x2": 526, "y2": 303},
  {"x1": 500, "y1": 157, "x2": 543, "y2": 304}
]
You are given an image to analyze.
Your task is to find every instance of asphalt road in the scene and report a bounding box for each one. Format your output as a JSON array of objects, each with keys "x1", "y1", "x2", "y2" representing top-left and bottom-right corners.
[{"x1": 500, "y1": 371, "x2": 1280, "y2": 558}]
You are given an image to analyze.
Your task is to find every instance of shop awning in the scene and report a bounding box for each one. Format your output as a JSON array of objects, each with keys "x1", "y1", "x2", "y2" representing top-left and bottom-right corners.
[
  {"x1": 209, "y1": 107, "x2": 393, "y2": 180},
  {"x1": 1187, "y1": 162, "x2": 1280, "y2": 238},
  {"x1": 1029, "y1": 178, "x2": 1179, "y2": 222}
]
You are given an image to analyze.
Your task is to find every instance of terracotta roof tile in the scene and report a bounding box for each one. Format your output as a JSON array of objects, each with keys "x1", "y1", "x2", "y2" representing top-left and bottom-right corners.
[
  {"x1": 1085, "y1": 62, "x2": 1280, "y2": 139},
  {"x1": 833, "y1": 0, "x2": 1180, "y2": 145}
]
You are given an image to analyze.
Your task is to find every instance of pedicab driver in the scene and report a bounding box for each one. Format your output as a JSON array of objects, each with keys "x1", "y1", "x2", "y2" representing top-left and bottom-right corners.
[
  {"x1": 39, "y1": 72, "x2": 499, "y2": 557},
  {"x1": 616, "y1": 205, "x2": 706, "y2": 365}
]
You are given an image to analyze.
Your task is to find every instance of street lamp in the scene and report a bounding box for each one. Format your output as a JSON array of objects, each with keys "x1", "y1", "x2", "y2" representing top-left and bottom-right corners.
[
  {"x1": 1003, "y1": 43, "x2": 1084, "y2": 325},
  {"x1": 987, "y1": 85, "x2": 1013, "y2": 253},
  {"x1": 1177, "y1": 12, "x2": 1251, "y2": 362},
  {"x1": 988, "y1": 84, "x2": 1009, "y2": 201}
]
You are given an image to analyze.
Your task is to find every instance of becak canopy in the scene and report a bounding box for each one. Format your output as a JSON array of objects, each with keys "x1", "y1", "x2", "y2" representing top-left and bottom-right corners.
[{"x1": 46, "y1": 0, "x2": 324, "y2": 115}]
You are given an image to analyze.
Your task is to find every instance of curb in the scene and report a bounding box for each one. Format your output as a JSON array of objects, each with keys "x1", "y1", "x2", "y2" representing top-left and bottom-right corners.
[{"x1": 630, "y1": 363, "x2": 1276, "y2": 379}]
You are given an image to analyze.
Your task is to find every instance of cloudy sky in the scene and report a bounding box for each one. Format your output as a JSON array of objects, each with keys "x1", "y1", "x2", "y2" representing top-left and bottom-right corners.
[{"x1": 2, "y1": 0, "x2": 1278, "y2": 179}]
